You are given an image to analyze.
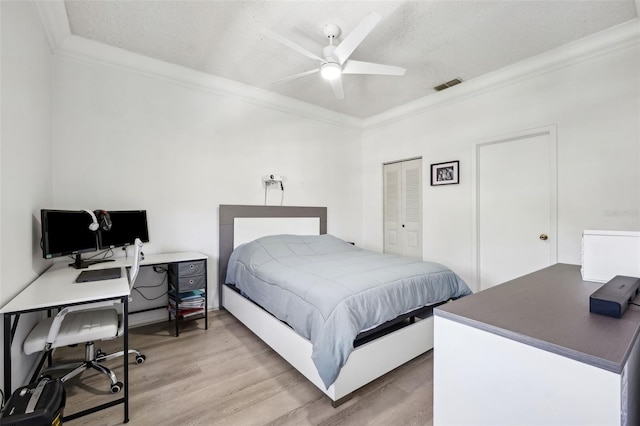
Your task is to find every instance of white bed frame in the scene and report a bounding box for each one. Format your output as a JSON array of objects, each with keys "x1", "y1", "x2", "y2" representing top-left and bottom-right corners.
[{"x1": 218, "y1": 205, "x2": 434, "y2": 406}]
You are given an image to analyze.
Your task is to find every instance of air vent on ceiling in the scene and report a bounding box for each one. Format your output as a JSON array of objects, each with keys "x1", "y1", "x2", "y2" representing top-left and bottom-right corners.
[{"x1": 434, "y1": 78, "x2": 463, "y2": 91}]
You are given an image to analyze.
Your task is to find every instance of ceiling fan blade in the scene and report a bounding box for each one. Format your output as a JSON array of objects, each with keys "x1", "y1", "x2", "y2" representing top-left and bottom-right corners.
[
  {"x1": 332, "y1": 12, "x2": 381, "y2": 65},
  {"x1": 263, "y1": 29, "x2": 325, "y2": 62},
  {"x1": 342, "y1": 60, "x2": 406, "y2": 76},
  {"x1": 329, "y1": 75, "x2": 344, "y2": 100},
  {"x1": 271, "y1": 68, "x2": 320, "y2": 84}
]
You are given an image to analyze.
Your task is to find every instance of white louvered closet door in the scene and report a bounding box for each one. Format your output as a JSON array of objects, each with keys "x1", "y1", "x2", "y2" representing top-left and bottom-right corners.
[
  {"x1": 383, "y1": 159, "x2": 422, "y2": 258},
  {"x1": 384, "y1": 162, "x2": 403, "y2": 255}
]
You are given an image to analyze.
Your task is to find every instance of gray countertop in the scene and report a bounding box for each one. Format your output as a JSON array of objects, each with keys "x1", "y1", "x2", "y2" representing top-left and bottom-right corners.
[{"x1": 435, "y1": 263, "x2": 640, "y2": 373}]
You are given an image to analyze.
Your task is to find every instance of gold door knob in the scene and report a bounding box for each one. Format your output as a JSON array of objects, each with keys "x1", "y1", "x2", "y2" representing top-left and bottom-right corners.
[{"x1": 539, "y1": 234, "x2": 548, "y2": 241}]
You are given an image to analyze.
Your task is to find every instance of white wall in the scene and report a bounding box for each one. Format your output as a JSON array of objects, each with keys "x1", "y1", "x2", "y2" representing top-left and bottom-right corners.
[
  {"x1": 1, "y1": 1, "x2": 54, "y2": 390},
  {"x1": 362, "y1": 42, "x2": 640, "y2": 290},
  {"x1": 51, "y1": 54, "x2": 363, "y2": 309},
  {"x1": 5, "y1": 0, "x2": 638, "y2": 391}
]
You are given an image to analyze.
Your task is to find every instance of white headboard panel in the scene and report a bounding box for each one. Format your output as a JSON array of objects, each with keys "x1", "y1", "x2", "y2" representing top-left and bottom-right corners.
[{"x1": 234, "y1": 217, "x2": 320, "y2": 248}]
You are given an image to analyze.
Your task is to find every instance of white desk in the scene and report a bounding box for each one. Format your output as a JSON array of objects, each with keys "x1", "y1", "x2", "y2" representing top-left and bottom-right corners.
[
  {"x1": 1, "y1": 259, "x2": 131, "y2": 422},
  {"x1": 2, "y1": 262, "x2": 132, "y2": 314},
  {"x1": 1, "y1": 251, "x2": 208, "y2": 423}
]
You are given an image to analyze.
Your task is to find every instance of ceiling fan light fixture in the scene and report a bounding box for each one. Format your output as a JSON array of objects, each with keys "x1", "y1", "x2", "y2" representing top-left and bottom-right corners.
[{"x1": 320, "y1": 62, "x2": 341, "y2": 80}]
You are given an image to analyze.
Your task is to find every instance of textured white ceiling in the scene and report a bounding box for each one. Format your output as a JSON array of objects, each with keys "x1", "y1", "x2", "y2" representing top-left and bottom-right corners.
[{"x1": 64, "y1": 0, "x2": 637, "y2": 118}]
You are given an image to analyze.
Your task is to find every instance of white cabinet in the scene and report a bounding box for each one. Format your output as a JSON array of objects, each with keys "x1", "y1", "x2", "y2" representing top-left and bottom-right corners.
[
  {"x1": 435, "y1": 316, "x2": 624, "y2": 425},
  {"x1": 582, "y1": 230, "x2": 640, "y2": 283}
]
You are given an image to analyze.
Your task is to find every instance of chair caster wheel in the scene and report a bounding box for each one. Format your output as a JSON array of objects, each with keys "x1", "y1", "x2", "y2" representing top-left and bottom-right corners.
[
  {"x1": 111, "y1": 382, "x2": 123, "y2": 393},
  {"x1": 135, "y1": 354, "x2": 146, "y2": 364}
]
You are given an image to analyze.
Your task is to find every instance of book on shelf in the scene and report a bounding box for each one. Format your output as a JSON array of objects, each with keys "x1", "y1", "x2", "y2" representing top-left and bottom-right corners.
[
  {"x1": 181, "y1": 309, "x2": 204, "y2": 318},
  {"x1": 167, "y1": 304, "x2": 204, "y2": 318},
  {"x1": 168, "y1": 289, "x2": 205, "y2": 299},
  {"x1": 168, "y1": 298, "x2": 204, "y2": 308}
]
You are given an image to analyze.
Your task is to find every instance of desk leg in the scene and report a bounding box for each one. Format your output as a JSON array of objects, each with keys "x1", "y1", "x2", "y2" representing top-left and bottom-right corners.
[
  {"x1": 204, "y1": 260, "x2": 209, "y2": 331},
  {"x1": 123, "y1": 296, "x2": 129, "y2": 423},
  {"x1": 204, "y1": 304, "x2": 208, "y2": 331},
  {"x1": 3, "y1": 313, "x2": 11, "y2": 402}
]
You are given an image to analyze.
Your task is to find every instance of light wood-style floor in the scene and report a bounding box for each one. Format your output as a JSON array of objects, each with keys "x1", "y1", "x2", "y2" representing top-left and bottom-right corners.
[{"x1": 53, "y1": 310, "x2": 434, "y2": 425}]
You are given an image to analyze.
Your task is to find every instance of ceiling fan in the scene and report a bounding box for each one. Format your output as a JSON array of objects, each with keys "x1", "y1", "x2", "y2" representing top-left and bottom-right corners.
[{"x1": 264, "y1": 12, "x2": 406, "y2": 100}]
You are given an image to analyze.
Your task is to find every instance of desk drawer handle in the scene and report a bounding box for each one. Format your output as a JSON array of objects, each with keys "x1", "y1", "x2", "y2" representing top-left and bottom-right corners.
[
  {"x1": 189, "y1": 279, "x2": 194, "y2": 284},
  {"x1": 189, "y1": 264, "x2": 195, "y2": 269}
]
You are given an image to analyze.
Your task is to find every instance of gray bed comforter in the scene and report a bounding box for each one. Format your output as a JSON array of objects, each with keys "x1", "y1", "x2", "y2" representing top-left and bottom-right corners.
[{"x1": 225, "y1": 234, "x2": 471, "y2": 388}]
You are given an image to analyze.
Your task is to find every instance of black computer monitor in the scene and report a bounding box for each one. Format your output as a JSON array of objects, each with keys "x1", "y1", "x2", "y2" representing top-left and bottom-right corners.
[
  {"x1": 41, "y1": 209, "x2": 99, "y2": 269},
  {"x1": 98, "y1": 210, "x2": 149, "y2": 249}
]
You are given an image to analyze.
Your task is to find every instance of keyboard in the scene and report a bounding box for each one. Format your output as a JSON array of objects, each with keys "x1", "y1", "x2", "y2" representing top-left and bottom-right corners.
[{"x1": 75, "y1": 267, "x2": 122, "y2": 283}]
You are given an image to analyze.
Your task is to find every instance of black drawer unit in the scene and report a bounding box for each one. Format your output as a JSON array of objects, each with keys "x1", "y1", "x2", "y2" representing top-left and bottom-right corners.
[
  {"x1": 170, "y1": 260, "x2": 206, "y2": 277},
  {"x1": 172, "y1": 274, "x2": 206, "y2": 292},
  {"x1": 168, "y1": 259, "x2": 208, "y2": 336}
]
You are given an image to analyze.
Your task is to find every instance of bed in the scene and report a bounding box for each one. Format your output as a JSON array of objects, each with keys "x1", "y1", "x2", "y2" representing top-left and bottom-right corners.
[{"x1": 218, "y1": 204, "x2": 471, "y2": 406}]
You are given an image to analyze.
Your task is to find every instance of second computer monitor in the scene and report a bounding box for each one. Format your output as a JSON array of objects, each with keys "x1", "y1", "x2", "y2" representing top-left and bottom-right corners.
[{"x1": 98, "y1": 210, "x2": 149, "y2": 249}]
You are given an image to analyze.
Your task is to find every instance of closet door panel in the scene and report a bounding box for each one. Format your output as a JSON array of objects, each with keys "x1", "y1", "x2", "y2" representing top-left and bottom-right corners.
[
  {"x1": 384, "y1": 159, "x2": 422, "y2": 259},
  {"x1": 384, "y1": 162, "x2": 403, "y2": 255}
]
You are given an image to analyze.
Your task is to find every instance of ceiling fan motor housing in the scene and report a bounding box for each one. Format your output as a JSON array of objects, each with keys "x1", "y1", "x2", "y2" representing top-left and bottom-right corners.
[{"x1": 323, "y1": 23, "x2": 341, "y2": 40}]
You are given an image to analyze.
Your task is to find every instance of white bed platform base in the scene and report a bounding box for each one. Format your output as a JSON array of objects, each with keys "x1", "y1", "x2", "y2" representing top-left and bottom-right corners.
[{"x1": 223, "y1": 284, "x2": 434, "y2": 405}]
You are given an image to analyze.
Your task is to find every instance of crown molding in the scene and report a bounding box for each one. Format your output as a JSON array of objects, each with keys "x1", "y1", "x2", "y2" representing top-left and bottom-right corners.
[
  {"x1": 362, "y1": 19, "x2": 640, "y2": 130},
  {"x1": 57, "y1": 36, "x2": 362, "y2": 130},
  {"x1": 37, "y1": 1, "x2": 638, "y2": 133},
  {"x1": 36, "y1": 1, "x2": 362, "y2": 131},
  {"x1": 34, "y1": 1, "x2": 70, "y2": 53}
]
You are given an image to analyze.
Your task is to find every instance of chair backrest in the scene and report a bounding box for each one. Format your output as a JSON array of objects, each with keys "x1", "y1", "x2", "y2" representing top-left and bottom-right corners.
[{"x1": 129, "y1": 238, "x2": 143, "y2": 290}]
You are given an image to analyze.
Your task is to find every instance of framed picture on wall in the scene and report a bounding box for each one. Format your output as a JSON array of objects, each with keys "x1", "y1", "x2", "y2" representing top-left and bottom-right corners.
[{"x1": 431, "y1": 161, "x2": 459, "y2": 186}]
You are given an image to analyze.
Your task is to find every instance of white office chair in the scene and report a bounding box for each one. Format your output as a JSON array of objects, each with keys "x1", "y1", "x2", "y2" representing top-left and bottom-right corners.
[{"x1": 23, "y1": 238, "x2": 146, "y2": 393}]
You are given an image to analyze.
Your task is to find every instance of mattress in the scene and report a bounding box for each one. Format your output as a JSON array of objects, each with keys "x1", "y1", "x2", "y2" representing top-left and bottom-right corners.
[{"x1": 225, "y1": 234, "x2": 472, "y2": 387}]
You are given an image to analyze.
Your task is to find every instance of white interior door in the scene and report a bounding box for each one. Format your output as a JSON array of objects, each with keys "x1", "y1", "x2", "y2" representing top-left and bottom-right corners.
[
  {"x1": 384, "y1": 159, "x2": 422, "y2": 258},
  {"x1": 475, "y1": 128, "x2": 557, "y2": 290}
]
